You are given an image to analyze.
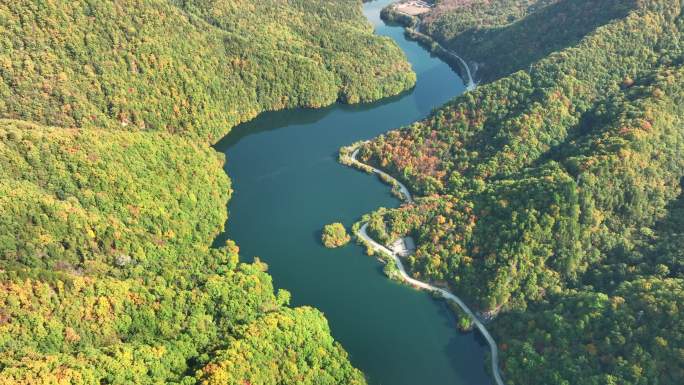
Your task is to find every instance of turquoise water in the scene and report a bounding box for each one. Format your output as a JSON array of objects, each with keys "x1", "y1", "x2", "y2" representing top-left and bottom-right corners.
[{"x1": 214, "y1": 1, "x2": 492, "y2": 384}]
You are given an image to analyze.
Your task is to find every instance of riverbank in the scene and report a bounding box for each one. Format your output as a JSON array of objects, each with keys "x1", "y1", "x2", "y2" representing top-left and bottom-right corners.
[
  {"x1": 340, "y1": 142, "x2": 504, "y2": 385},
  {"x1": 380, "y1": 2, "x2": 477, "y2": 90},
  {"x1": 216, "y1": 0, "x2": 490, "y2": 383}
]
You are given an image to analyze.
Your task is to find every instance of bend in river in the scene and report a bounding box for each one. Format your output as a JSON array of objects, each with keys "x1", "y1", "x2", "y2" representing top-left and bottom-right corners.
[
  {"x1": 347, "y1": 146, "x2": 504, "y2": 385},
  {"x1": 214, "y1": 1, "x2": 493, "y2": 384}
]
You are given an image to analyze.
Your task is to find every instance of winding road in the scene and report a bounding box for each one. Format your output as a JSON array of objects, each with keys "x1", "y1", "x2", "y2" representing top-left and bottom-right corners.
[
  {"x1": 399, "y1": 10, "x2": 477, "y2": 90},
  {"x1": 348, "y1": 146, "x2": 504, "y2": 385}
]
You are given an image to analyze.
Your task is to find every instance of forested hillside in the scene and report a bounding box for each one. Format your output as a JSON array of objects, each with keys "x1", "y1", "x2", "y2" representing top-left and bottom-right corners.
[
  {"x1": 0, "y1": 120, "x2": 365, "y2": 383},
  {"x1": 360, "y1": 0, "x2": 684, "y2": 383},
  {"x1": 0, "y1": 0, "x2": 417, "y2": 383},
  {"x1": 420, "y1": 0, "x2": 637, "y2": 81},
  {"x1": 0, "y1": 0, "x2": 415, "y2": 141}
]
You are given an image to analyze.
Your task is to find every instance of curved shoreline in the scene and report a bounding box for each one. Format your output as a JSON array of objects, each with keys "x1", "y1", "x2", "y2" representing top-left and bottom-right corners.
[
  {"x1": 410, "y1": 19, "x2": 476, "y2": 91},
  {"x1": 384, "y1": 6, "x2": 477, "y2": 90},
  {"x1": 345, "y1": 144, "x2": 504, "y2": 385}
]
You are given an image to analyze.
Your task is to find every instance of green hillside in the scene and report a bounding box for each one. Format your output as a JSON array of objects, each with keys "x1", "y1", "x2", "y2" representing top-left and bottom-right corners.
[
  {"x1": 0, "y1": 0, "x2": 419, "y2": 383},
  {"x1": 0, "y1": 0, "x2": 415, "y2": 142},
  {"x1": 421, "y1": 0, "x2": 636, "y2": 81},
  {"x1": 0, "y1": 119, "x2": 365, "y2": 384},
  {"x1": 358, "y1": 0, "x2": 684, "y2": 383}
]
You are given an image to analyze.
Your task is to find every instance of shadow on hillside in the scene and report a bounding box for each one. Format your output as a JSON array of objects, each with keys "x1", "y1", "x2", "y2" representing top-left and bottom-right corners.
[{"x1": 444, "y1": 0, "x2": 637, "y2": 82}]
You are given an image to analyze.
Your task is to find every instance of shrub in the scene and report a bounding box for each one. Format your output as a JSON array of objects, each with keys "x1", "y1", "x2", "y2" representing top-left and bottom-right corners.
[{"x1": 322, "y1": 223, "x2": 351, "y2": 248}]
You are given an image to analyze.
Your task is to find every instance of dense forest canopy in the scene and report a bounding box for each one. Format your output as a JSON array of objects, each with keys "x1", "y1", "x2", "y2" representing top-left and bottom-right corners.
[
  {"x1": 421, "y1": 0, "x2": 638, "y2": 81},
  {"x1": 0, "y1": 118, "x2": 366, "y2": 384},
  {"x1": 422, "y1": 0, "x2": 560, "y2": 39},
  {"x1": 3, "y1": 0, "x2": 683, "y2": 382},
  {"x1": 0, "y1": 0, "x2": 419, "y2": 383},
  {"x1": 0, "y1": 0, "x2": 415, "y2": 142},
  {"x1": 360, "y1": 0, "x2": 684, "y2": 383}
]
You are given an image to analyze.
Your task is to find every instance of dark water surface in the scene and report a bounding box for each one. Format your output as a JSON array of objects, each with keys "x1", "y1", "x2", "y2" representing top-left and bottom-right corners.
[{"x1": 214, "y1": 1, "x2": 492, "y2": 384}]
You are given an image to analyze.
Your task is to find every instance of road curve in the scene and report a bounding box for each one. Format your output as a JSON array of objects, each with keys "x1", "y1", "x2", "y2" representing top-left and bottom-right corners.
[
  {"x1": 397, "y1": 9, "x2": 476, "y2": 90},
  {"x1": 348, "y1": 146, "x2": 504, "y2": 385},
  {"x1": 351, "y1": 148, "x2": 413, "y2": 203}
]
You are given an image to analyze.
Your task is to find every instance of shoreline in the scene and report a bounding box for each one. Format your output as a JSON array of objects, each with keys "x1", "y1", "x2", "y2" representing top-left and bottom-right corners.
[
  {"x1": 380, "y1": 3, "x2": 477, "y2": 90},
  {"x1": 340, "y1": 142, "x2": 505, "y2": 385}
]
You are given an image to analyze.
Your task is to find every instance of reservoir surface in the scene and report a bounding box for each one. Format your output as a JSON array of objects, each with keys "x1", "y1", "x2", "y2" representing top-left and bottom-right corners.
[{"x1": 214, "y1": 1, "x2": 492, "y2": 384}]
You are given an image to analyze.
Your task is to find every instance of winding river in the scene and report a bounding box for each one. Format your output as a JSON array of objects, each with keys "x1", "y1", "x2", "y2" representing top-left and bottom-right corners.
[{"x1": 213, "y1": 1, "x2": 493, "y2": 384}]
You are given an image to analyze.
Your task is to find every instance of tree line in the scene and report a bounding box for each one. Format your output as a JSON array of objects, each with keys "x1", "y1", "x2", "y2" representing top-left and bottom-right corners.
[
  {"x1": 361, "y1": 0, "x2": 684, "y2": 383},
  {"x1": 0, "y1": 0, "x2": 418, "y2": 382}
]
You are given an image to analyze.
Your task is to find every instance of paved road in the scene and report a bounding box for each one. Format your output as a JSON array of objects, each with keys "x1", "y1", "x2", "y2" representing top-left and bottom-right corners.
[
  {"x1": 399, "y1": 9, "x2": 476, "y2": 90},
  {"x1": 349, "y1": 146, "x2": 504, "y2": 385},
  {"x1": 351, "y1": 148, "x2": 413, "y2": 203}
]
